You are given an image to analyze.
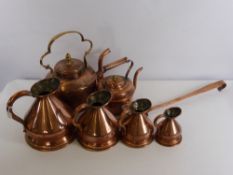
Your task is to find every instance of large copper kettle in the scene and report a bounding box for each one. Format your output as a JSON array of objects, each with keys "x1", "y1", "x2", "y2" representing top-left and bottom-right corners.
[
  {"x1": 40, "y1": 31, "x2": 96, "y2": 109},
  {"x1": 72, "y1": 90, "x2": 118, "y2": 151},
  {"x1": 119, "y1": 98, "x2": 154, "y2": 147},
  {"x1": 40, "y1": 31, "x2": 130, "y2": 109},
  {"x1": 6, "y1": 78, "x2": 74, "y2": 151},
  {"x1": 97, "y1": 48, "x2": 143, "y2": 115}
]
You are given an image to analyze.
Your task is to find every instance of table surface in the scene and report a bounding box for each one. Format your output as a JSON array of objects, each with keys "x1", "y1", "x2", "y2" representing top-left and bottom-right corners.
[{"x1": 0, "y1": 79, "x2": 233, "y2": 175}]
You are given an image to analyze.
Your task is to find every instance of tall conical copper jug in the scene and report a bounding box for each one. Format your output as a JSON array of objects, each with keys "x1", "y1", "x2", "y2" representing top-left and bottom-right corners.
[
  {"x1": 6, "y1": 78, "x2": 74, "y2": 151},
  {"x1": 72, "y1": 90, "x2": 118, "y2": 151},
  {"x1": 119, "y1": 98, "x2": 154, "y2": 147},
  {"x1": 154, "y1": 107, "x2": 182, "y2": 147}
]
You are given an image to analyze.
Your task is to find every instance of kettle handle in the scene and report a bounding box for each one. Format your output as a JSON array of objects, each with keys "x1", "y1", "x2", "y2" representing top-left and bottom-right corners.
[
  {"x1": 40, "y1": 30, "x2": 93, "y2": 73},
  {"x1": 153, "y1": 114, "x2": 165, "y2": 128},
  {"x1": 72, "y1": 103, "x2": 89, "y2": 131},
  {"x1": 6, "y1": 90, "x2": 32, "y2": 126}
]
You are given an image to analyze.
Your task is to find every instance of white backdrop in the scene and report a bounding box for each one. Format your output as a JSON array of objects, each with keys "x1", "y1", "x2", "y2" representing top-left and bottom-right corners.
[{"x1": 0, "y1": 0, "x2": 233, "y2": 89}]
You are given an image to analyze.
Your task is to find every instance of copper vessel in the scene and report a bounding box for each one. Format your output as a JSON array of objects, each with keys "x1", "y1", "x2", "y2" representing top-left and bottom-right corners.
[
  {"x1": 97, "y1": 48, "x2": 143, "y2": 115},
  {"x1": 154, "y1": 107, "x2": 182, "y2": 147},
  {"x1": 72, "y1": 90, "x2": 118, "y2": 151},
  {"x1": 40, "y1": 31, "x2": 96, "y2": 109},
  {"x1": 119, "y1": 98, "x2": 154, "y2": 147},
  {"x1": 6, "y1": 78, "x2": 74, "y2": 151}
]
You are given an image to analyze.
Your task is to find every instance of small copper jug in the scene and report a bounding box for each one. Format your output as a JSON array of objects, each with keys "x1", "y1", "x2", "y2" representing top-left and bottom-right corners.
[
  {"x1": 97, "y1": 48, "x2": 143, "y2": 115},
  {"x1": 119, "y1": 98, "x2": 154, "y2": 147},
  {"x1": 72, "y1": 90, "x2": 118, "y2": 151},
  {"x1": 154, "y1": 107, "x2": 182, "y2": 147},
  {"x1": 6, "y1": 78, "x2": 74, "y2": 151}
]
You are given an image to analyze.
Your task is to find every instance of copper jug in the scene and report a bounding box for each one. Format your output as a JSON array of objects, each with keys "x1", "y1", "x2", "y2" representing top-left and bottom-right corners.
[
  {"x1": 119, "y1": 98, "x2": 154, "y2": 147},
  {"x1": 154, "y1": 107, "x2": 182, "y2": 147},
  {"x1": 72, "y1": 90, "x2": 118, "y2": 151},
  {"x1": 6, "y1": 78, "x2": 74, "y2": 151},
  {"x1": 97, "y1": 48, "x2": 143, "y2": 115}
]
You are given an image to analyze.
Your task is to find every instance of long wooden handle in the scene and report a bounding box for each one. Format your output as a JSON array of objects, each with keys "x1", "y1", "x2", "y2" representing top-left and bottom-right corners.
[{"x1": 147, "y1": 80, "x2": 227, "y2": 113}]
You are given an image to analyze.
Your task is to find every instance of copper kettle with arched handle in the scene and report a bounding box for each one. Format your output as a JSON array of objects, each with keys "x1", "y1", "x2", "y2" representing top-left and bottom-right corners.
[{"x1": 40, "y1": 31, "x2": 130, "y2": 109}]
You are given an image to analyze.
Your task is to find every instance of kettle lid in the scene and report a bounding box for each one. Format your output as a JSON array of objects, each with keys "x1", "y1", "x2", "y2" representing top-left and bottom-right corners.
[{"x1": 54, "y1": 53, "x2": 85, "y2": 79}]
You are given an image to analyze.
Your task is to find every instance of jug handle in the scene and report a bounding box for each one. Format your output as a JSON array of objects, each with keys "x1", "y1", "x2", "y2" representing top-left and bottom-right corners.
[
  {"x1": 124, "y1": 60, "x2": 134, "y2": 79},
  {"x1": 153, "y1": 114, "x2": 165, "y2": 128},
  {"x1": 118, "y1": 104, "x2": 131, "y2": 132},
  {"x1": 72, "y1": 103, "x2": 89, "y2": 131},
  {"x1": 6, "y1": 90, "x2": 32, "y2": 126},
  {"x1": 40, "y1": 30, "x2": 93, "y2": 73}
]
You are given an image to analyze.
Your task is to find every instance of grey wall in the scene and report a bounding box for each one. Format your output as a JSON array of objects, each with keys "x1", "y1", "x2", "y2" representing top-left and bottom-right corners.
[{"x1": 0, "y1": 0, "x2": 233, "y2": 90}]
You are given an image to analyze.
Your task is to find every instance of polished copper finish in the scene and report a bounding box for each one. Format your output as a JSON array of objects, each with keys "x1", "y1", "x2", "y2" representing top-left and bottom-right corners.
[
  {"x1": 40, "y1": 31, "x2": 96, "y2": 109},
  {"x1": 146, "y1": 80, "x2": 227, "y2": 113},
  {"x1": 72, "y1": 90, "x2": 118, "y2": 151},
  {"x1": 97, "y1": 48, "x2": 143, "y2": 115},
  {"x1": 119, "y1": 98, "x2": 154, "y2": 148},
  {"x1": 6, "y1": 78, "x2": 74, "y2": 151},
  {"x1": 154, "y1": 107, "x2": 182, "y2": 146}
]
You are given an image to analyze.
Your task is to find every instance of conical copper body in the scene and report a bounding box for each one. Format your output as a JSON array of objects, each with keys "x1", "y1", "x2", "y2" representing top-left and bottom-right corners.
[
  {"x1": 154, "y1": 107, "x2": 182, "y2": 146},
  {"x1": 73, "y1": 90, "x2": 118, "y2": 151},
  {"x1": 119, "y1": 98, "x2": 154, "y2": 147},
  {"x1": 7, "y1": 78, "x2": 74, "y2": 151}
]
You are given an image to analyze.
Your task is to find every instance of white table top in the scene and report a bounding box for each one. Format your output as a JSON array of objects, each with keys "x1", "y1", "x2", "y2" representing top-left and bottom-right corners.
[{"x1": 0, "y1": 79, "x2": 233, "y2": 175}]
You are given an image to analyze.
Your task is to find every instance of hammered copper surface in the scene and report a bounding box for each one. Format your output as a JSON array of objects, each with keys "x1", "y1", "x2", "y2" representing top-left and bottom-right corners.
[
  {"x1": 154, "y1": 107, "x2": 182, "y2": 147},
  {"x1": 73, "y1": 90, "x2": 118, "y2": 151},
  {"x1": 119, "y1": 98, "x2": 154, "y2": 147},
  {"x1": 7, "y1": 78, "x2": 74, "y2": 151}
]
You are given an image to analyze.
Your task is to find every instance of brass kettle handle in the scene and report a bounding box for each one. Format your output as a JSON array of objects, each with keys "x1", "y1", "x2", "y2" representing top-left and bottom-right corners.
[
  {"x1": 6, "y1": 90, "x2": 32, "y2": 126},
  {"x1": 98, "y1": 48, "x2": 130, "y2": 74},
  {"x1": 40, "y1": 30, "x2": 93, "y2": 73}
]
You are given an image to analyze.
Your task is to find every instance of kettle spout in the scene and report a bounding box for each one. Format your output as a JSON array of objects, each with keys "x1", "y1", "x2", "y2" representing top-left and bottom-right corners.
[
  {"x1": 133, "y1": 67, "x2": 143, "y2": 88},
  {"x1": 98, "y1": 48, "x2": 111, "y2": 73}
]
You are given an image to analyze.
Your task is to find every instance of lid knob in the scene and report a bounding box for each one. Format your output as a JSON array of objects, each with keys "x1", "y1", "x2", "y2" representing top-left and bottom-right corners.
[{"x1": 65, "y1": 53, "x2": 72, "y2": 65}]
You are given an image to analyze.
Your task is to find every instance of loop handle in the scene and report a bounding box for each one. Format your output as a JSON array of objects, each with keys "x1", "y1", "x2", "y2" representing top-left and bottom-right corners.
[
  {"x1": 72, "y1": 103, "x2": 89, "y2": 131},
  {"x1": 6, "y1": 90, "x2": 32, "y2": 126},
  {"x1": 153, "y1": 114, "x2": 166, "y2": 128},
  {"x1": 40, "y1": 30, "x2": 93, "y2": 73}
]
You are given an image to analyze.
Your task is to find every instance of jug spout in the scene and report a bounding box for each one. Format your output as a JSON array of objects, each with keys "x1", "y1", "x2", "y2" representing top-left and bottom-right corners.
[{"x1": 133, "y1": 67, "x2": 143, "y2": 88}]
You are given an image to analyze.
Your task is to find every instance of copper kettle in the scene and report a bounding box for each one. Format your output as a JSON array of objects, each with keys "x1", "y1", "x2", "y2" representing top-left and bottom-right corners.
[
  {"x1": 154, "y1": 107, "x2": 182, "y2": 147},
  {"x1": 97, "y1": 48, "x2": 143, "y2": 115},
  {"x1": 40, "y1": 30, "x2": 96, "y2": 109},
  {"x1": 72, "y1": 90, "x2": 118, "y2": 151},
  {"x1": 119, "y1": 98, "x2": 154, "y2": 147},
  {"x1": 6, "y1": 78, "x2": 74, "y2": 151}
]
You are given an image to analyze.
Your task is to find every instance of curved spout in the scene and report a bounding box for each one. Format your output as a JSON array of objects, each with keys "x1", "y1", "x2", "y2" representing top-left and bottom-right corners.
[
  {"x1": 98, "y1": 48, "x2": 111, "y2": 73},
  {"x1": 133, "y1": 67, "x2": 143, "y2": 88}
]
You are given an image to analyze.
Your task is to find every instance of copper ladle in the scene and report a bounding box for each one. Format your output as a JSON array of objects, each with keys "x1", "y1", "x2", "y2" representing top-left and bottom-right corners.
[{"x1": 146, "y1": 80, "x2": 227, "y2": 113}]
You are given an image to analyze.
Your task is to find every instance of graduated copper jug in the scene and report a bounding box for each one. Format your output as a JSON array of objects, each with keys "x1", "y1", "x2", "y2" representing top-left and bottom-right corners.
[
  {"x1": 119, "y1": 98, "x2": 154, "y2": 147},
  {"x1": 154, "y1": 107, "x2": 182, "y2": 147},
  {"x1": 97, "y1": 48, "x2": 143, "y2": 115},
  {"x1": 6, "y1": 78, "x2": 74, "y2": 151},
  {"x1": 72, "y1": 90, "x2": 118, "y2": 151}
]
